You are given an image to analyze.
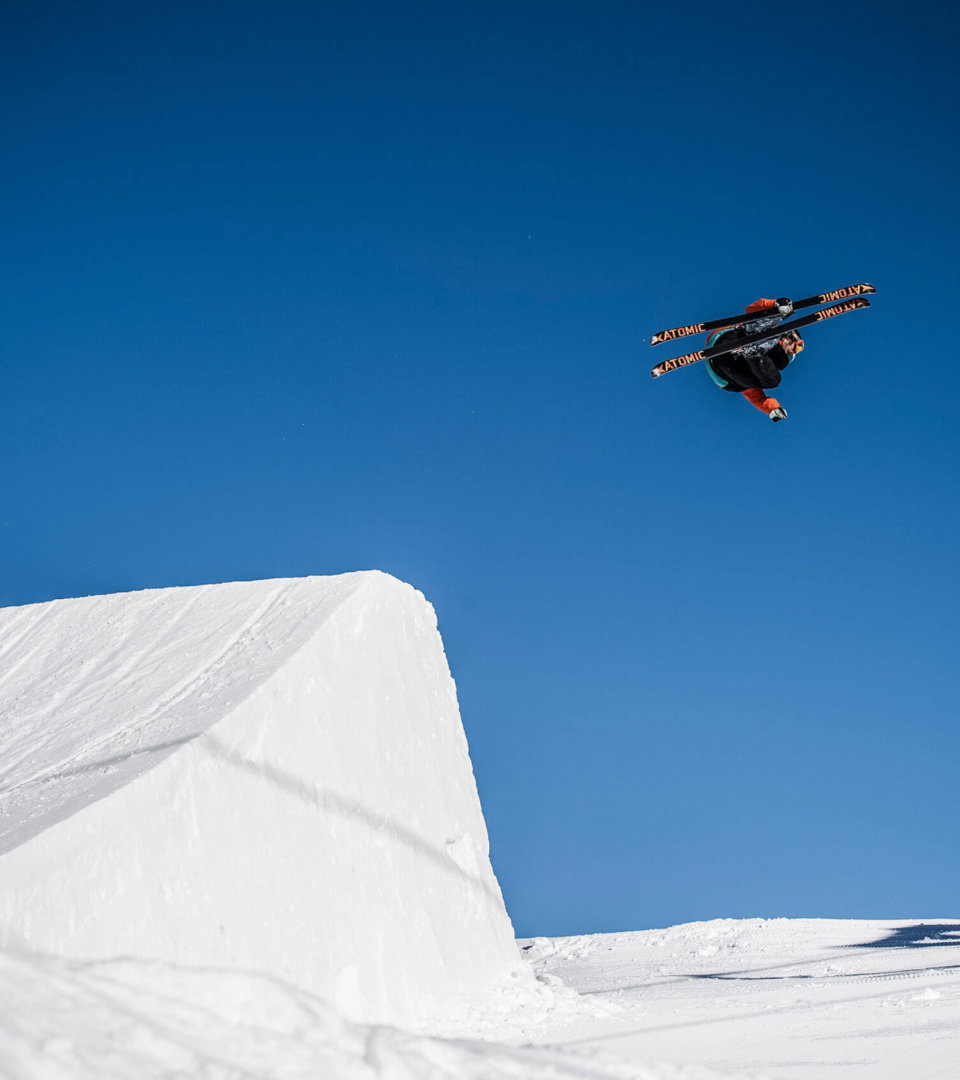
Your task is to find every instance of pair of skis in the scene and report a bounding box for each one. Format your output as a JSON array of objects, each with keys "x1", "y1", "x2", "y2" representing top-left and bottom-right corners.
[{"x1": 649, "y1": 283, "x2": 875, "y2": 379}]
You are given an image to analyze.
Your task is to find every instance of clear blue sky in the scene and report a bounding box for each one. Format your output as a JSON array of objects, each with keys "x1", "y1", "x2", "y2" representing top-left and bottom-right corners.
[{"x1": 3, "y1": 1, "x2": 958, "y2": 937}]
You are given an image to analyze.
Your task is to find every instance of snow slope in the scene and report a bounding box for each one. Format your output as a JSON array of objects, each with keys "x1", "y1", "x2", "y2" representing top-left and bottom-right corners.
[
  {"x1": 4, "y1": 919, "x2": 956, "y2": 1078},
  {"x1": 0, "y1": 948, "x2": 730, "y2": 1080},
  {"x1": 520, "y1": 918, "x2": 960, "y2": 1079},
  {"x1": 0, "y1": 573, "x2": 521, "y2": 1027}
]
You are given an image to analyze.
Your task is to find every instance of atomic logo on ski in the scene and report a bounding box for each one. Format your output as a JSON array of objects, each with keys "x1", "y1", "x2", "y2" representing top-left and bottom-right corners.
[
  {"x1": 650, "y1": 322, "x2": 708, "y2": 345},
  {"x1": 647, "y1": 293, "x2": 872, "y2": 382},
  {"x1": 649, "y1": 282, "x2": 875, "y2": 349}
]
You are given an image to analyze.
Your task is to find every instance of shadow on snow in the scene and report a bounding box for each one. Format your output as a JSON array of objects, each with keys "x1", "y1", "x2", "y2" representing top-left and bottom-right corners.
[{"x1": 846, "y1": 924, "x2": 960, "y2": 949}]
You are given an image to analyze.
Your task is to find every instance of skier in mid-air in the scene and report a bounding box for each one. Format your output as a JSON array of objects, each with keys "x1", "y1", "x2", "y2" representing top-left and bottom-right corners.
[
  {"x1": 703, "y1": 298, "x2": 804, "y2": 423},
  {"x1": 648, "y1": 283, "x2": 875, "y2": 423}
]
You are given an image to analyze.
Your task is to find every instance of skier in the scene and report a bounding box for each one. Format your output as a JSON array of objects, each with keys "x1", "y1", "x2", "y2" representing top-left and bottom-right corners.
[{"x1": 703, "y1": 298, "x2": 805, "y2": 422}]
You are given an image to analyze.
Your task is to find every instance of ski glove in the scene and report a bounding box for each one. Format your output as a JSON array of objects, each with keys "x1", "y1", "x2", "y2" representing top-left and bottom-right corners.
[{"x1": 769, "y1": 407, "x2": 788, "y2": 423}]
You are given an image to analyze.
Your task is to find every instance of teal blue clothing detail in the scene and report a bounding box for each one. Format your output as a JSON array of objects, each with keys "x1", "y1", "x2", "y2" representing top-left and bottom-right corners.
[
  {"x1": 705, "y1": 357, "x2": 729, "y2": 388},
  {"x1": 702, "y1": 325, "x2": 794, "y2": 389},
  {"x1": 704, "y1": 329, "x2": 729, "y2": 387}
]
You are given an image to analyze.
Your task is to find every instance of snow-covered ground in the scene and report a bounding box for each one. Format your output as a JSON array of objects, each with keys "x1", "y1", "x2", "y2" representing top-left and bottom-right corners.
[
  {"x1": 3, "y1": 918, "x2": 958, "y2": 1078},
  {"x1": 0, "y1": 946, "x2": 722, "y2": 1080},
  {"x1": 2, "y1": 575, "x2": 956, "y2": 1078},
  {"x1": 518, "y1": 918, "x2": 960, "y2": 1078}
]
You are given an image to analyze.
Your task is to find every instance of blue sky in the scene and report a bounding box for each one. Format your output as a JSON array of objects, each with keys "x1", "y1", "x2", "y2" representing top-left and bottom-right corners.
[{"x1": 2, "y1": 0, "x2": 958, "y2": 936}]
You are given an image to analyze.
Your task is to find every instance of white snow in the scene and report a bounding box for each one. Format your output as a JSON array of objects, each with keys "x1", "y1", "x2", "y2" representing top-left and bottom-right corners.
[
  {"x1": 0, "y1": 948, "x2": 726, "y2": 1080},
  {"x1": 2, "y1": 574, "x2": 958, "y2": 1078},
  {"x1": 519, "y1": 918, "x2": 960, "y2": 1079},
  {"x1": 0, "y1": 573, "x2": 522, "y2": 1027}
]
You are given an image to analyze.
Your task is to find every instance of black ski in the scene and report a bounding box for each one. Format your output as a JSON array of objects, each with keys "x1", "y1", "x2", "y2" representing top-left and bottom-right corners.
[
  {"x1": 649, "y1": 282, "x2": 876, "y2": 347},
  {"x1": 650, "y1": 297, "x2": 871, "y2": 379}
]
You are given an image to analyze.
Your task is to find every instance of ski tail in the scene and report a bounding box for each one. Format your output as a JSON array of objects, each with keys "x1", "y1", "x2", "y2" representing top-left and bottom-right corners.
[
  {"x1": 650, "y1": 296, "x2": 871, "y2": 379},
  {"x1": 650, "y1": 349, "x2": 706, "y2": 379},
  {"x1": 649, "y1": 282, "x2": 876, "y2": 347}
]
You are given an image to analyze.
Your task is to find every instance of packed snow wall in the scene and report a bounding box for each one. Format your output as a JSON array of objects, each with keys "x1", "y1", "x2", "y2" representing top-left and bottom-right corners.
[{"x1": 0, "y1": 572, "x2": 522, "y2": 1026}]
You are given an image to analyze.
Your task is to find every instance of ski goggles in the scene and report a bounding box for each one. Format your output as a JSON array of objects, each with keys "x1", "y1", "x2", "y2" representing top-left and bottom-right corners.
[{"x1": 781, "y1": 332, "x2": 805, "y2": 354}]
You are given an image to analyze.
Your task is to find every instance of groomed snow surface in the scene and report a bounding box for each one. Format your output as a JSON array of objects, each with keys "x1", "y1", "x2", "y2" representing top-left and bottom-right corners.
[
  {"x1": 1, "y1": 574, "x2": 957, "y2": 1079},
  {"x1": 3, "y1": 920, "x2": 959, "y2": 1079}
]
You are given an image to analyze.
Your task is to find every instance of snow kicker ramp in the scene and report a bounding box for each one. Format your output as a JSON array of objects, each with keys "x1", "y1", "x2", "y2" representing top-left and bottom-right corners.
[{"x1": 0, "y1": 572, "x2": 521, "y2": 1027}]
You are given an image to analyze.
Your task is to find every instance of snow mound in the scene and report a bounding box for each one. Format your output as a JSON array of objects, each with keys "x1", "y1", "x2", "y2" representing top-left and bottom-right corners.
[
  {"x1": 0, "y1": 573, "x2": 522, "y2": 1026},
  {"x1": 0, "y1": 948, "x2": 734, "y2": 1080}
]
